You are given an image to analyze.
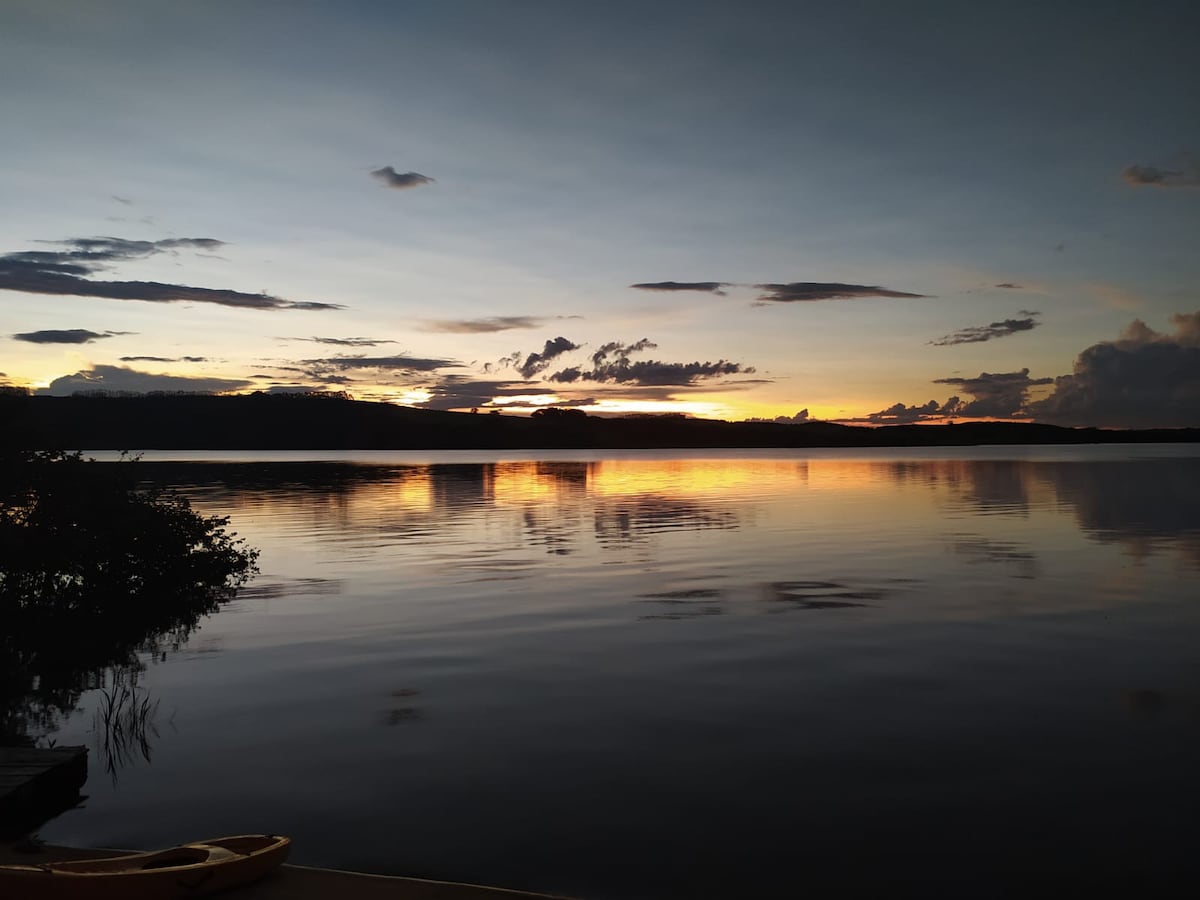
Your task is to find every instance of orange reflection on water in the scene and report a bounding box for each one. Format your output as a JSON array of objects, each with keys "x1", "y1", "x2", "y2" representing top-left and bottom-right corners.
[
  {"x1": 588, "y1": 459, "x2": 809, "y2": 498},
  {"x1": 353, "y1": 472, "x2": 434, "y2": 511}
]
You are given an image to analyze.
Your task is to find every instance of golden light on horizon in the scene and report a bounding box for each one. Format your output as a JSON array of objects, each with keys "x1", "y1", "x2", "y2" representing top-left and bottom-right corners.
[
  {"x1": 393, "y1": 388, "x2": 434, "y2": 406},
  {"x1": 484, "y1": 394, "x2": 558, "y2": 409},
  {"x1": 586, "y1": 398, "x2": 730, "y2": 418}
]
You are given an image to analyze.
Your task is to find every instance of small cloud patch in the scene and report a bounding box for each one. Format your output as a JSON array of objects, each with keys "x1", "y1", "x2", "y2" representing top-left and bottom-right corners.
[
  {"x1": 13, "y1": 329, "x2": 132, "y2": 344},
  {"x1": 371, "y1": 166, "x2": 435, "y2": 190},
  {"x1": 931, "y1": 313, "x2": 1041, "y2": 346}
]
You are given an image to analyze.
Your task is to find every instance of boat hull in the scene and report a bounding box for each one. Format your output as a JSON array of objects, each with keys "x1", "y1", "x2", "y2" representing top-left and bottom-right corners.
[{"x1": 0, "y1": 834, "x2": 290, "y2": 899}]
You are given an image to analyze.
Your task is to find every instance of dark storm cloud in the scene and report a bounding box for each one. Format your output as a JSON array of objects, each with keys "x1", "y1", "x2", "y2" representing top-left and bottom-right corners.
[
  {"x1": 13, "y1": 328, "x2": 132, "y2": 344},
  {"x1": 933, "y1": 369, "x2": 1053, "y2": 419},
  {"x1": 630, "y1": 281, "x2": 729, "y2": 294},
  {"x1": 930, "y1": 313, "x2": 1041, "y2": 346},
  {"x1": 292, "y1": 336, "x2": 397, "y2": 347},
  {"x1": 370, "y1": 166, "x2": 435, "y2": 189},
  {"x1": 755, "y1": 282, "x2": 927, "y2": 303},
  {"x1": 517, "y1": 337, "x2": 580, "y2": 379},
  {"x1": 1027, "y1": 312, "x2": 1200, "y2": 428},
  {"x1": 119, "y1": 355, "x2": 209, "y2": 363},
  {"x1": 40, "y1": 365, "x2": 252, "y2": 396},
  {"x1": 1121, "y1": 162, "x2": 1200, "y2": 189},
  {"x1": 549, "y1": 358, "x2": 750, "y2": 386},
  {"x1": 0, "y1": 236, "x2": 341, "y2": 311},
  {"x1": 421, "y1": 317, "x2": 544, "y2": 334},
  {"x1": 859, "y1": 369, "x2": 1052, "y2": 424}
]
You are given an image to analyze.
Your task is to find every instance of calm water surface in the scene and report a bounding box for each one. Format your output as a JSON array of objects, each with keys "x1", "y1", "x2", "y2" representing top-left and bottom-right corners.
[{"x1": 42, "y1": 447, "x2": 1200, "y2": 897}]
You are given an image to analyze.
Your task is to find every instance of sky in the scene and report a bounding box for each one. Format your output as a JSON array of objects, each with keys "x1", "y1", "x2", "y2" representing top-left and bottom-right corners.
[{"x1": 1, "y1": 0, "x2": 1198, "y2": 427}]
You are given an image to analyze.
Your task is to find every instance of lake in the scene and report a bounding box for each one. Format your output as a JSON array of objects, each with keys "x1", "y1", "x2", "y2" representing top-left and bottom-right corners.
[{"x1": 34, "y1": 446, "x2": 1200, "y2": 898}]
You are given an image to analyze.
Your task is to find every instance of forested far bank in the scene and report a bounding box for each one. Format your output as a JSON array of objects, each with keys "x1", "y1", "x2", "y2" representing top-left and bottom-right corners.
[{"x1": 2, "y1": 393, "x2": 1197, "y2": 451}]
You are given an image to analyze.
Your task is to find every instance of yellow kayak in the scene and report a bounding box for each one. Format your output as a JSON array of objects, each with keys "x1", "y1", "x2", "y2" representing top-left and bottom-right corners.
[{"x1": 0, "y1": 834, "x2": 290, "y2": 899}]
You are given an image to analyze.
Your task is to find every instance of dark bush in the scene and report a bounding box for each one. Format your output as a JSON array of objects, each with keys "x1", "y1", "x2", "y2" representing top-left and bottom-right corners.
[{"x1": 0, "y1": 450, "x2": 258, "y2": 744}]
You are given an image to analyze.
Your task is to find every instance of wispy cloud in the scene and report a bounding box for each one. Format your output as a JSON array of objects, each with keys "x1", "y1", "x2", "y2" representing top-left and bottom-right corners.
[
  {"x1": 0, "y1": 236, "x2": 341, "y2": 311},
  {"x1": 930, "y1": 312, "x2": 1041, "y2": 346},
  {"x1": 631, "y1": 279, "x2": 927, "y2": 305},
  {"x1": 1122, "y1": 160, "x2": 1200, "y2": 189},
  {"x1": 421, "y1": 317, "x2": 545, "y2": 334},
  {"x1": 13, "y1": 328, "x2": 133, "y2": 344},
  {"x1": 371, "y1": 166, "x2": 435, "y2": 189},
  {"x1": 755, "y1": 282, "x2": 927, "y2": 303},
  {"x1": 291, "y1": 336, "x2": 397, "y2": 347},
  {"x1": 300, "y1": 355, "x2": 460, "y2": 373},
  {"x1": 119, "y1": 355, "x2": 208, "y2": 363},
  {"x1": 630, "y1": 281, "x2": 729, "y2": 294}
]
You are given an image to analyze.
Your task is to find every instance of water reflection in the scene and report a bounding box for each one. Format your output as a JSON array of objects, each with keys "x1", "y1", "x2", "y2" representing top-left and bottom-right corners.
[
  {"x1": 32, "y1": 448, "x2": 1200, "y2": 899},
  {"x1": 947, "y1": 534, "x2": 1039, "y2": 579},
  {"x1": 91, "y1": 676, "x2": 163, "y2": 784},
  {"x1": 141, "y1": 452, "x2": 1200, "y2": 571}
]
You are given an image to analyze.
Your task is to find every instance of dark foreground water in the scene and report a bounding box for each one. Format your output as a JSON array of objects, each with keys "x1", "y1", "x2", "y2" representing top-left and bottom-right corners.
[{"x1": 37, "y1": 446, "x2": 1200, "y2": 897}]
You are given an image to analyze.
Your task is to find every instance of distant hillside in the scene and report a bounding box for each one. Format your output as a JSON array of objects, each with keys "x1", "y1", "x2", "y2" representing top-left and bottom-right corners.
[{"x1": 2, "y1": 393, "x2": 1197, "y2": 450}]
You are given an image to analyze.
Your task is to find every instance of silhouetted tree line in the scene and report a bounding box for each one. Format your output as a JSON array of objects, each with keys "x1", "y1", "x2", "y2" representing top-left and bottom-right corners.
[
  {"x1": 0, "y1": 450, "x2": 258, "y2": 744},
  {"x1": 1, "y1": 393, "x2": 1196, "y2": 451}
]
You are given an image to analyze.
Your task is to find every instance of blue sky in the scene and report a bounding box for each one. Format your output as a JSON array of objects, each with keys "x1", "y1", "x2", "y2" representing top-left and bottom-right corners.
[{"x1": 2, "y1": 0, "x2": 1197, "y2": 426}]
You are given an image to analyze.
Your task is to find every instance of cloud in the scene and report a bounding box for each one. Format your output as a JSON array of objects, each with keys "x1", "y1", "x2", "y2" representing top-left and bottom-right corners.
[
  {"x1": 755, "y1": 282, "x2": 927, "y2": 303},
  {"x1": 415, "y1": 376, "x2": 544, "y2": 411},
  {"x1": 746, "y1": 409, "x2": 811, "y2": 424},
  {"x1": 865, "y1": 400, "x2": 947, "y2": 425},
  {"x1": 300, "y1": 355, "x2": 460, "y2": 373},
  {"x1": 421, "y1": 317, "x2": 544, "y2": 334},
  {"x1": 930, "y1": 313, "x2": 1041, "y2": 346},
  {"x1": 525, "y1": 336, "x2": 752, "y2": 386},
  {"x1": 40, "y1": 365, "x2": 252, "y2": 396},
  {"x1": 1122, "y1": 161, "x2": 1200, "y2": 189},
  {"x1": 292, "y1": 336, "x2": 397, "y2": 347},
  {"x1": 0, "y1": 236, "x2": 341, "y2": 311},
  {"x1": 413, "y1": 373, "x2": 735, "y2": 411},
  {"x1": 995, "y1": 283, "x2": 1023, "y2": 289},
  {"x1": 1027, "y1": 311, "x2": 1200, "y2": 428},
  {"x1": 371, "y1": 166, "x2": 435, "y2": 189},
  {"x1": 630, "y1": 281, "x2": 729, "y2": 294},
  {"x1": 630, "y1": 280, "x2": 927, "y2": 305},
  {"x1": 119, "y1": 356, "x2": 208, "y2": 363},
  {"x1": 591, "y1": 338, "x2": 657, "y2": 366},
  {"x1": 550, "y1": 358, "x2": 750, "y2": 386},
  {"x1": 517, "y1": 337, "x2": 580, "y2": 379},
  {"x1": 860, "y1": 369, "x2": 1052, "y2": 424},
  {"x1": 932, "y1": 369, "x2": 1053, "y2": 418},
  {"x1": 13, "y1": 328, "x2": 132, "y2": 344}
]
